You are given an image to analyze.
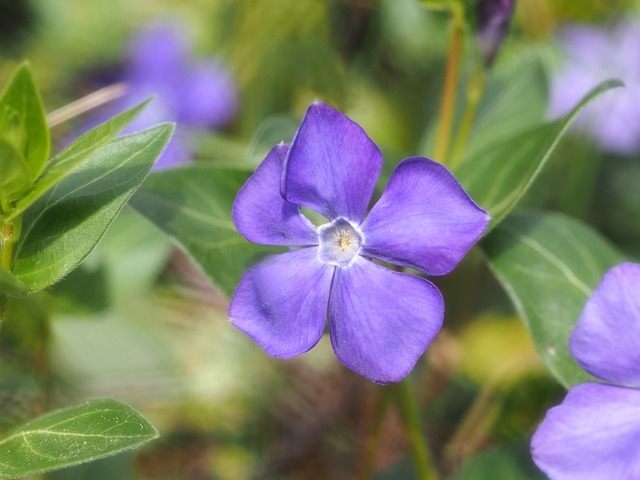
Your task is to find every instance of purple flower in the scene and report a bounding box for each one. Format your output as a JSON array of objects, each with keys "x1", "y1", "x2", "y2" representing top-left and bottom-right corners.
[
  {"x1": 531, "y1": 262, "x2": 640, "y2": 479},
  {"x1": 228, "y1": 102, "x2": 489, "y2": 384},
  {"x1": 83, "y1": 20, "x2": 238, "y2": 168},
  {"x1": 476, "y1": 0, "x2": 515, "y2": 66},
  {"x1": 548, "y1": 20, "x2": 640, "y2": 155}
]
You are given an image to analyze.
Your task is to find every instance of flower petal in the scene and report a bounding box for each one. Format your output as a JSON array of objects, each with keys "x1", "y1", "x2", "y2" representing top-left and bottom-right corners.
[
  {"x1": 233, "y1": 144, "x2": 318, "y2": 246},
  {"x1": 328, "y1": 257, "x2": 443, "y2": 383},
  {"x1": 127, "y1": 20, "x2": 190, "y2": 84},
  {"x1": 531, "y1": 382, "x2": 640, "y2": 480},
  {"x1": 176, "y1": 60, "x2": 238, "y2": 129},
  {"x1": 570, "y1": 262, "x2": 640, "y2": 386},
  {"x1": 360, "y1": 157, "x2": 489, "y2": 276},
  {"x1": 282, "y1": 102, "x2": 382, "y2": 223},
  {"x1": 229, "y1": 248, "x2": 334, "y2": 358}
]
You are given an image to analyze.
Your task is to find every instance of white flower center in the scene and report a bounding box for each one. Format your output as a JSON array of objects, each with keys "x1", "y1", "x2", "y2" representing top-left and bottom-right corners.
[{"x1": 317, "y1": 218, "x2": 363, "y2": 266}]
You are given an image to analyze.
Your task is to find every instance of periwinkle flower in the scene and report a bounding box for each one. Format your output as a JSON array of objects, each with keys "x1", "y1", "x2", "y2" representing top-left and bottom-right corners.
[
  {"x1": 228, "y1": 102, "x2": 489, "y2": 384},
  {"x1": 531, "y1": 262, "x2": 640, "y2": 480},
  {"x1": 476, "y1": 0, "x2": 516, "y2": 66},
  {"x1": 83, "y1": 20, "x2": 238, "y2": 168},
  {"x1": 549, "y1": 20, "x2": 640, "y2": 155}
]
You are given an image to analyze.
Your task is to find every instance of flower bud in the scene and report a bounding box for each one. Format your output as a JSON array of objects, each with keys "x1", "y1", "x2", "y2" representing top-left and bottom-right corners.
[{"x1": 476, "y1": 0, "x2": 515, "y2": 66}]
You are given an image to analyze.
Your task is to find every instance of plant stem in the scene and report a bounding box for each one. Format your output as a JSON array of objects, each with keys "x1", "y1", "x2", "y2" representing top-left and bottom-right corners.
[
  {"x1": 1, "y1": 221, "x2": 14, "y2": 271},
  {"x1": 395, "y1": 378, "x2": 440, "y2": 480},
  {"x1": 433, "y1": 4, "x2": 465, "y2": 167},
  {"x1": 448, "y1": 65, "x2": 484, "y2": 171},
  {"x1": 46, "y1": 82, "x2": 128, "y2": 128},
  {"x1": 1, "y1": 216, "x2": 21, "y2": 271}
]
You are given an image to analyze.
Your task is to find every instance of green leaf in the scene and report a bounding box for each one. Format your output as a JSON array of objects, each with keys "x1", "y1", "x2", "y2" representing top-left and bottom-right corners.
[
  {"x1": 0, "y1": 62, "x2": 49, "y2": 182},
  {"x1": 0, "y1": 399, "x2": 158, "y2": 479},
  {"x1": 51, "y1": 209, "x2": 172, "y2": 312},
  {"x1": 0, "y1": 137, "x2": 31, "y2": 212},
  {"x1": 131, "y1": 165, "x2": 276, "y2": 297},
  {"x1": 9, "y1": 100, "x2": 151, "y2": 220},
  {"x1": 457, "y1": 80, "x2": 622, "y2": 230},
  {"x1": 464, "y1": 53, "x2": 548, "y2": 160},
  {"x1": 0, "y1": 268, "x2": 27, "y2": 297},
  {"x1": 12, "y1": 124, "x2": 174, "y2": 292},
  {"x1": 482, "y1": 211, "x2": 625, "y2": 388}
]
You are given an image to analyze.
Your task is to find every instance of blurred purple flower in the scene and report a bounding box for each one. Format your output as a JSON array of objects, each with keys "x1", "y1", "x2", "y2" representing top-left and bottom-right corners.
[
  {"x1": 549, "y1": 20, "x2": 640, "y2": 155},
  {"x1": 85, "y1": 20, "x2": 238, "y2": 168},
  {"x1": 228, "y1": 102, "x2": 489, "y2": 384},
  {"x1": 531, "y1": 262, "x2": 640, "y2": 480},
  {"x1": 476, "y1": 0, "x2": 515, "y2": 66}
]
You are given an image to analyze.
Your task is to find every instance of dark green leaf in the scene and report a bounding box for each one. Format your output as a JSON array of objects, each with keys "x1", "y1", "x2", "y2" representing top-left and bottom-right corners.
[
  {"x1": 131, "y1": 165, "x2": 276, "y2": 297},
  {"x1": 482, "y1": 211, "x2": 625, "y2": 387},
  {"x1": 10, "y1": 100, "x2": 151, "y2": 220},
  {"x1": 457, "y1": 80, "x2": 622, "y2": 230},
  {"x1": 0, "y1": 399, "x2": 158, "y2": 479},
  {"x1": 0, "y1": 62, "x2": 49, "y2": 182},
  {"x1": 0, "y1": 268, "x2": 27, "y2": 297},
  {"x1": 12, "y1": 124, "x2": 173, "y2": 292}
]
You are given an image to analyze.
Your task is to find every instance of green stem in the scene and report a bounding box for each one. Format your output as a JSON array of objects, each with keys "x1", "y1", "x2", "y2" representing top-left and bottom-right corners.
[
  {"x1": 1, "y1": 216, "x2": 21, "y2": 271},
  {"x1": 448, "y1": 65, "x2": 485, "y2": 171},
  {"x1": 395, "y1": 378, "x2": 439, "y2": 480},
  {"x1": 433, "y1": 5, "x2": 465, "y2": 167}
]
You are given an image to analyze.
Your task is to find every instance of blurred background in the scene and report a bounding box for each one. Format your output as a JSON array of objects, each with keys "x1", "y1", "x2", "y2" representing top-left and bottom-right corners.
[{"x1": 1, "y1": 0, "x2": 639, "y2": 478}]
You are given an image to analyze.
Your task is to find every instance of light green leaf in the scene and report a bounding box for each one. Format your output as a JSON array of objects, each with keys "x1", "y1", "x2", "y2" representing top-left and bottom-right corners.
[
  {"x1": 12, "y1": 124, "x2": 174, "y2": 292},
  {"x1": 0, "y1": 62, "x2": 49, "y2": 181},
  {"x1": 0, "y1": 399, "x2": 158, "y2": 479},
  {"x1": 457, "y1": 80, "x2": 622, "y2": 230},
  {"x1": 9, "y1": 100, "x2": 151, "y2": 220},
  {"x1": 131, "y1": 165, "x2": 277, "y2": 297},
  {"x1": 482, "y1": 211, "x2": 625, "y2": 388},
  {"x1": 464, "y1": 53, "x2": 548, "y2": 159},
  {"x1": 0, "y1": 268, "x2": 27, "y2": 297},
  {"x1": 0, "y1": 137, "x2": 30, "y2": 212}
]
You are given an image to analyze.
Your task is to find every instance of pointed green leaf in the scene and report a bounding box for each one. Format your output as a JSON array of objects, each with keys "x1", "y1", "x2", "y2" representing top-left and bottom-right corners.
[
  {"x1": 0, "y1": 268, "x2": 27, "y2": 297},
  {"x1": 0, "y1": 399, "x2": 158, "y2": 479},
  {"x1": 10, "y1": 100, "x2": 151, "y2": 220},
  {"x1": 12, "y1": 124, "x2": 174, "y2": 292},
  {"x1": 482, "y1": 212, "x2": 625, "y2": 388},
  {"x1": 131, "y1": 165, "x2": 276, "y2": 297},
  {"x1": 457, "y1": 80, "x2": 622, "y2": 230},
  {"x1": 0, "y1": 62, "x2": 49, "y2": 181},
  {"x1": 0, "y1": 137, "x2": 31, "y2": 212}
]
